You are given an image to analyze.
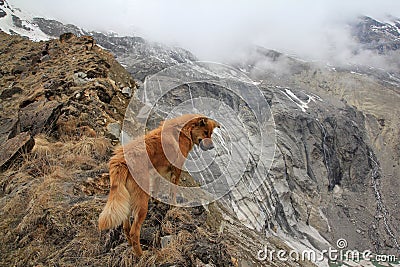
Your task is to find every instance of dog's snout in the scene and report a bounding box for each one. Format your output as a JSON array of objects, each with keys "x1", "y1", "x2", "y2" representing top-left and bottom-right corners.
[
  {"x1": 199, "y1": 138, "x2": 215, "y2": 151},
  {"x1": 208, "y1": 142, "x2": 214, "y2": 150}
]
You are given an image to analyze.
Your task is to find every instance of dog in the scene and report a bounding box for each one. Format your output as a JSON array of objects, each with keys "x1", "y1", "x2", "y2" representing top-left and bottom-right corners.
[{"x1": 98, "y1": 114, "x2": 220, "y2": 256}]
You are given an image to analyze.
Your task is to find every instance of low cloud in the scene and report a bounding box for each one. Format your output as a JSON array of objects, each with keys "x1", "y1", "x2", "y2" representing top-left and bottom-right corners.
[{"x1": 8, "y1": 0, "x2": 400, "y2": 68}]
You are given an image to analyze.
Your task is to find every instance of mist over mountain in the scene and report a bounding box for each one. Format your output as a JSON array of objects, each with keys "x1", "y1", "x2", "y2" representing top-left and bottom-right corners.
[{"x1": 7, "y1": 0, "x2": 400, "y2": 64}]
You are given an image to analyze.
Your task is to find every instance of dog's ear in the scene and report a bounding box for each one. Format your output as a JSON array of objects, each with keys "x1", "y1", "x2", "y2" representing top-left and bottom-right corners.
[{"x1": 198, "y1": 117, "x2": 208, "y2": 127}]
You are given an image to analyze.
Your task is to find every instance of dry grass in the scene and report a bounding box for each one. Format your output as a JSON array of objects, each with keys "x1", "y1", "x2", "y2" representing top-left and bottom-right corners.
[
  {"x1": 0, "y1": 133, "x2": 237, "y2": 267},
  {"x1": 136, "y1": 230, "x2": 194, "y2": 266},
  {"x1": 0, "y1": 134, "x2": 114, "y2": 266},
  {"x1": 165, "y1": 207, "x2": 193, "y2": 223},
  {"x1": 162, "y1": 207, "x2": 194, "y2": 235}
]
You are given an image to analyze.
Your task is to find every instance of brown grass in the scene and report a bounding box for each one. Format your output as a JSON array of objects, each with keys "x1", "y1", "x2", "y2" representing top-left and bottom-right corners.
[
  {"x1": 0, "y1": 134, "x2": 114, "y2": 266},
  {"x1": 0, "y1": 133, "x2": 237, "y2": 267}
]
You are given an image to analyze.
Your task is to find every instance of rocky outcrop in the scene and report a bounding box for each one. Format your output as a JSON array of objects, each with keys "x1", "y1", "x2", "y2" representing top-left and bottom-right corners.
[
  {"x1": 352, "y1": 16, "x2": 400, "y2": 53},
  {"x1": 0, "y1": 132, "x2": 34, "y2": 170},
  {"x1": 19, "y1": 100, "x2": 62, "y2": 135},
  {"x1": 0, "y1": 117, "x2": 18, "y2": 144},
  {"x1": 227, "y1": 45, "x2": 400, "y2": 257}
]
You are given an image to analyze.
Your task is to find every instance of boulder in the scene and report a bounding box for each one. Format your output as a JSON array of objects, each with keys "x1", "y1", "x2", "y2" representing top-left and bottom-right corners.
[
  {"x1": 40, "y1": 54, "x2": 51, "y2": 62},
  {"x1": 11, "y1": 65, "x2": 26, "y2": 75},
  {"x1": 0, "y1": 86, "x2": 23, "y2": 99},
  {"x1": 0, "y1": 117, "x2": 19, "y2": 144},
  {"x1": 19, "y1": 100, "x2": 62, "y2": 135},
  {"x1": 73, "y1": 72, "x2": 89, "y2": 86},
  {"x1": 121, "y1": 86, "x2": 132, "y2": 98},
  {"x1": 0, "y1": 132, "x2": 34, "y2": 170},
  {"x1": 59, "y1": 32, "x2": 75, "y2": 42},
  {"x1": 106, "y1": 122, "x2": 121, "y2": 140}
]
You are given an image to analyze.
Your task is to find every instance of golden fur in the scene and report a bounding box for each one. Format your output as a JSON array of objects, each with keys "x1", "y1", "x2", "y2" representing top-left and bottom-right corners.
[{"x1": 98, "y1": 114, "x2": 219, "y2": 256}]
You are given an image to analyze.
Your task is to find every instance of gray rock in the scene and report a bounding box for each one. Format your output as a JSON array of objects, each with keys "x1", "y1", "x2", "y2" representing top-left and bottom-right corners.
[
  {"x1": 0, "y1": 117, "x2": 19, "y2": 144},
  {"x1": 0, "y1": 87, "x2": 23, "y2": 99},
  {"x1": 19, "y1": 100, "x2": 62, "y2": 135},
  {"x1": 76, "y1": 72, "x2": 87, "y2": 79},
  {"x1": 40, "y1": 54, "x2": 51, "y2": 62},
  {"x1": 121, "y1": 86, "x2": 132, "y2": 97},
  {"x1": 160, "y1": 235, "x2": 173, "y2": 248},
  {"x1": 74, "y1": 91, "x2": 82, "y2": 100},
  {"x1": 73, "y1": 72, "x2": 88, "y2": 85},
  {"x1": 12, "y1": 14, "x2": 30, "y2": 31},
  {"x1": 0, "y1": 132, "x2": 34, "y2": 170},
  {"x1": 106, "y1": 122, "x2": 121, "y2": 140},
  {"x1": 11, "y1": 65, "x2": 26, "y2": 75},
  {"x1": 238, "y1": 259, "x2": 255, "y2": 267}
]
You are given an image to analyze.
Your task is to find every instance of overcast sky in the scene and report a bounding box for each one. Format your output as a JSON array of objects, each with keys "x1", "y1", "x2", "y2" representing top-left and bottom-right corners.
[{"x1": 8, "y1": 0, "x2": 400, "y2": 63}]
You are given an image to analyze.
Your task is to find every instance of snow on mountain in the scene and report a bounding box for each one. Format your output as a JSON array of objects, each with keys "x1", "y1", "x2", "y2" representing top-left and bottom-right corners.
[
  {"x1": 0, "y1": 0, "x2": 50, "y2": 41},
  {"x1": 0, "y1": 0, "x2": 196, "y2": 83},
  {"x1": 352, "y1": 15, "x2": 400, "y2": 53}
]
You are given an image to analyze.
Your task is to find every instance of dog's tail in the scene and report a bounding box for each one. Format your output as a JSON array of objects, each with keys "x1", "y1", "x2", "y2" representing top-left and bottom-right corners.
[{"x1": 98, "y1": 160, "x2": 131, "y2": 230}]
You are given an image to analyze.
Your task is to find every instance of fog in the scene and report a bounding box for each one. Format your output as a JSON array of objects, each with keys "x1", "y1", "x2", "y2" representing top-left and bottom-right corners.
[{"x1": 8, "y1": 0, "x2": 400, "y2": 66}]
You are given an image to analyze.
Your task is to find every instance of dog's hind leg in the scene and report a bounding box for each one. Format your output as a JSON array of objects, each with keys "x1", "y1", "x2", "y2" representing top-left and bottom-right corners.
[
  {"x1": 123, "y1": 218, "x2": 132, "y2": 245},
  {"x1": 130, "y1": 195, "x2": 149, "y2": 256}
]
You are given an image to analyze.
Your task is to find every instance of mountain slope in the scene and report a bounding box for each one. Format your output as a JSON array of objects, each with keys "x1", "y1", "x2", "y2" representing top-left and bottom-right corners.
[{"x1": 0, "y1": 0, "x2": 50, "y2": 40}]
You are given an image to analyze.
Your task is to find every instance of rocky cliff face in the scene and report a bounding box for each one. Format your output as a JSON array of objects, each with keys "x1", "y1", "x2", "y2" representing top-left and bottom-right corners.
[
  {"x1": 352, "y1": 16, "x2": 400, "y2": 53},
  {"x1": 228, "y1": 42, "x2": 400, "y2": 256},
  {"x1": 1, "y1": 1, "x2": 399, "y2": 266},
  {"x1": 137, "y1": 56, "x2": 400, "y2": 260}
]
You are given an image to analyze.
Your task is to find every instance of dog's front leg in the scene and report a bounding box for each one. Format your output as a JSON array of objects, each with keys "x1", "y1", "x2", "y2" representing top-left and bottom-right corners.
[{"x1": 169, "y1": 166, "x2": 182, "y2": 205}]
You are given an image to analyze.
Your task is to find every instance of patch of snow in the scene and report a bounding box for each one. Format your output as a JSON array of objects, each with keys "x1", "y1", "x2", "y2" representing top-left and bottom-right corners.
[
  {"x1": 350, "y1": 71, "x2": 364, "y2": 76},
  {"x1": 290, "y1": 55, "x2": 309, "y2": 63},
  {"x1": 281, "y1": 88, "x2": 320, "y2": 112},
  {"x1": 239, "y1": 67, "x2": 248, "y2": 73},
  {"x1": 0, "y1": 0, "x2": 51, "y2": 41}
]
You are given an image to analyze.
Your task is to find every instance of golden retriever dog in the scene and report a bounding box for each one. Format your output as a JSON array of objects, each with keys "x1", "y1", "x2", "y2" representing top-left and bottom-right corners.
[{"x1": 98, "y1": 114, "x2": 220, "y2": 256}]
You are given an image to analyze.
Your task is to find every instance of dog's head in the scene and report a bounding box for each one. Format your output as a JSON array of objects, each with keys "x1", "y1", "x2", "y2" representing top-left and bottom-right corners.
[{"x1": 190, "y1": 116, "x2": 220, "y2": 151}]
